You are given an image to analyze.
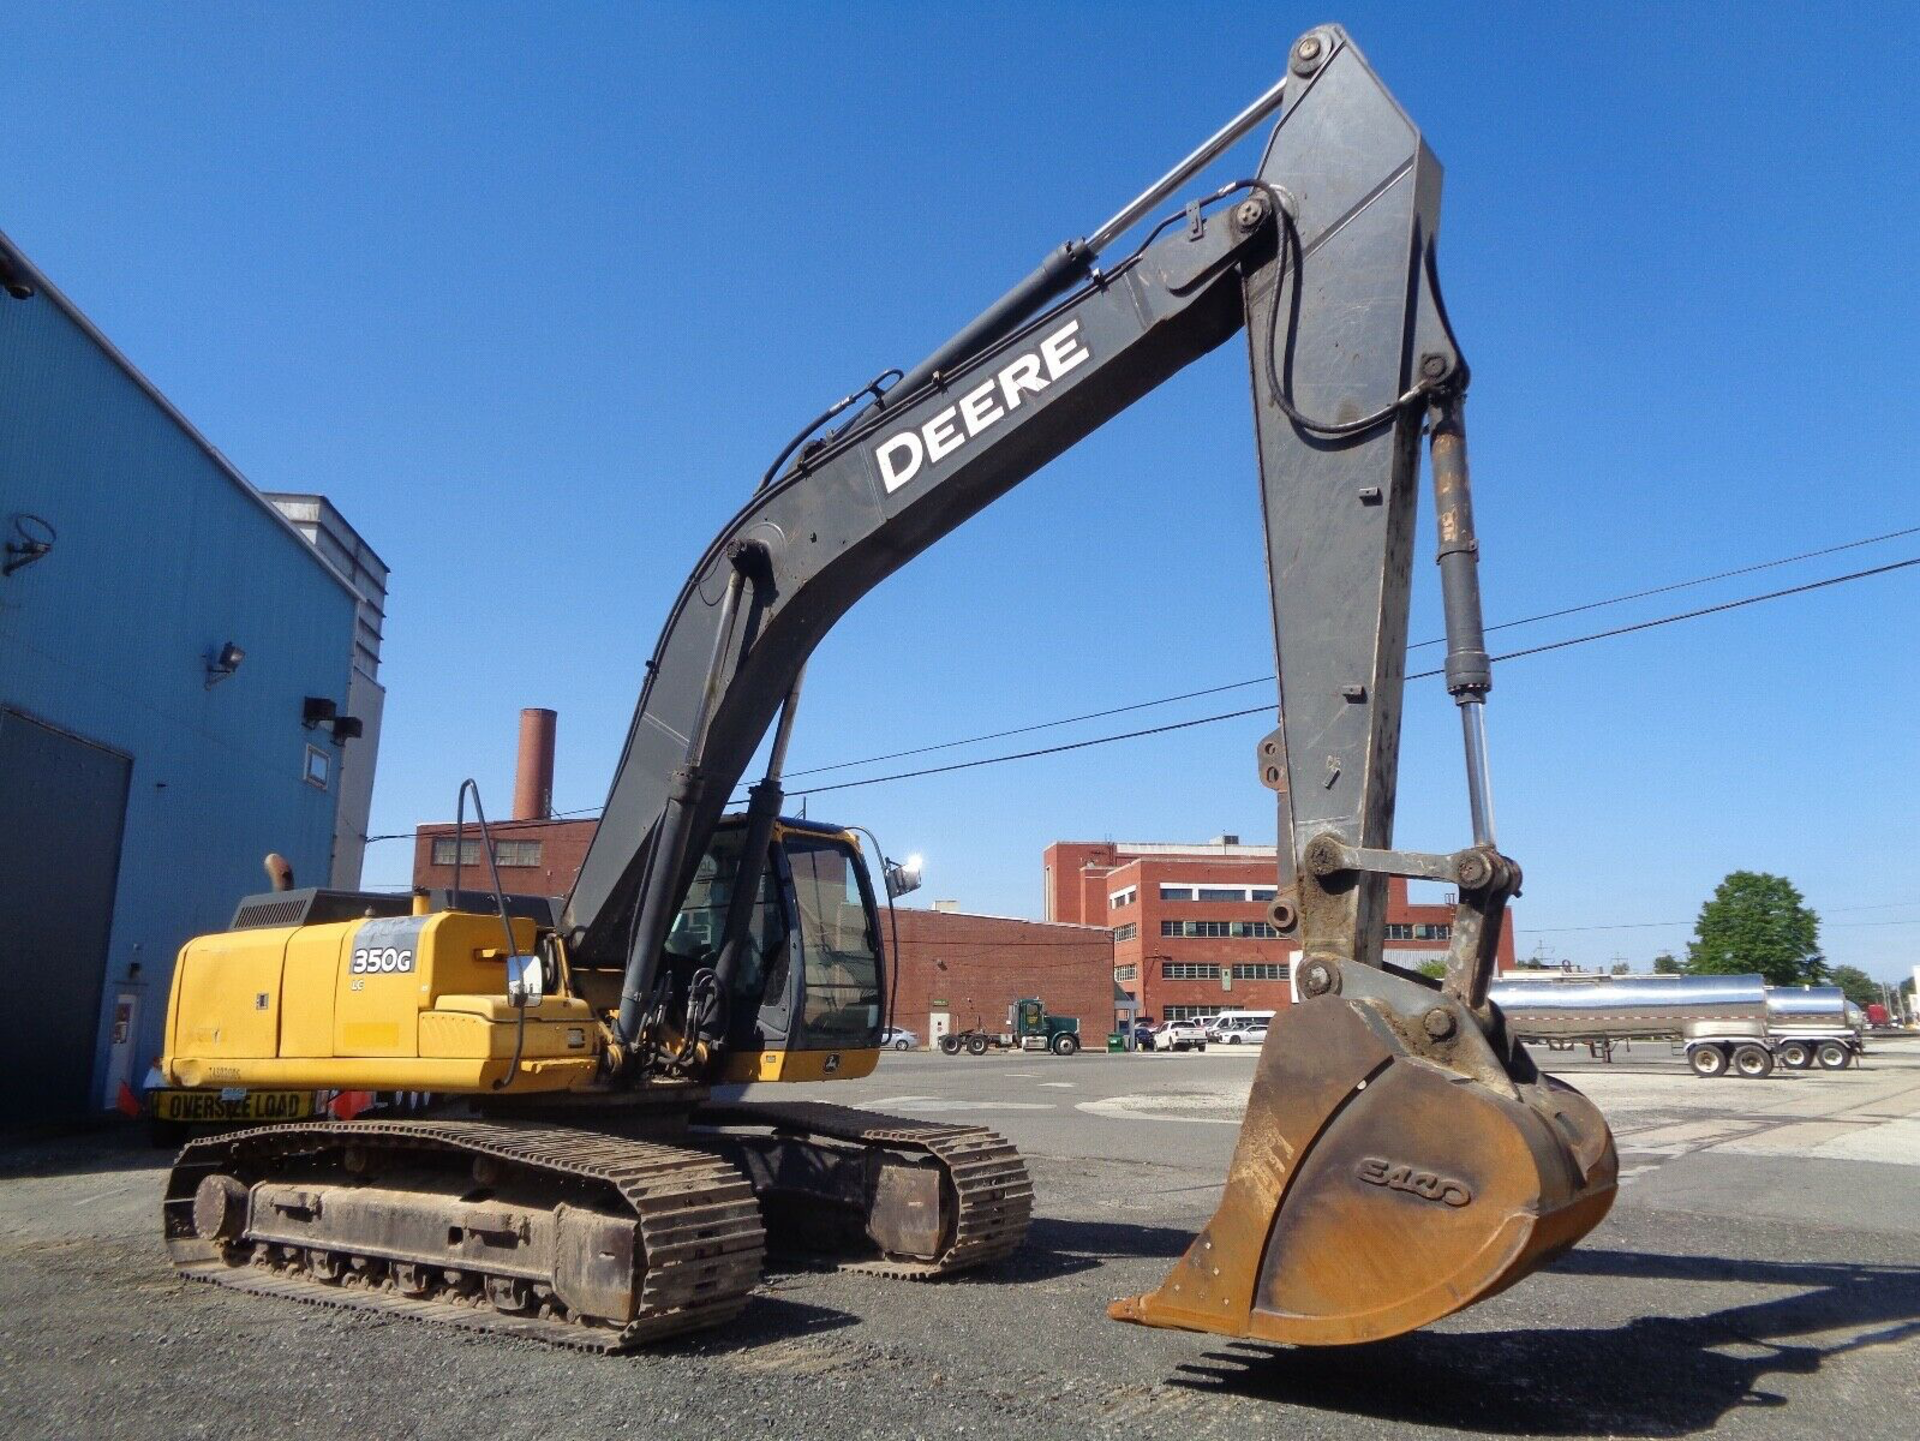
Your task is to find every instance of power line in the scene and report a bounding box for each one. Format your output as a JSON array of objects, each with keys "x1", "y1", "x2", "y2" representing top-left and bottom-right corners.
[
  {"x1": 361, "y1": 533, "x2": 1920, "y2": 840},
  {"x1": 777, "y1": 523, "x2": 1920, "y2": 783},
  {"x1": 784, "y1": 554, "x2": 1920, "y2": 797},
  {"x1": 362, "y1": 804, "x2": 602, "y2": 846}
]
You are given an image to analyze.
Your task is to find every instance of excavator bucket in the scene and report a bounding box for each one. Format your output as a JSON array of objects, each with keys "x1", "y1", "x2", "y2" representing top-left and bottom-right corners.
[{"x1": 1112, "y1": 972, "x2": 1617, "y2": 1346}]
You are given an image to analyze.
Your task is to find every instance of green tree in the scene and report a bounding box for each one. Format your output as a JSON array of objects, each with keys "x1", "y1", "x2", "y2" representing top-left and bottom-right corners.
[
  {"x1": 1416, "y1": 959, "x2": 1447, "y2": 981},
  {"x1": 1827, "y1": 965, "x2": 1879, "y2": 1009},
  {"x1": 1610, "y1": 961, "x2": 1630, "y2": 975},
  {"x1": 1686, "y1": 872, "x2": 1822, "y2": 986},
  {"x1": 1652, "y1": 952, "x2": 1683, "y2": 975}
]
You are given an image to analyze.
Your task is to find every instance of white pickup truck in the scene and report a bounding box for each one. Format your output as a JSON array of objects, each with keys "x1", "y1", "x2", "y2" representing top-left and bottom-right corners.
[{"x1": 1156, "y1": 1020, "x2": 1211, "y2": 1052}]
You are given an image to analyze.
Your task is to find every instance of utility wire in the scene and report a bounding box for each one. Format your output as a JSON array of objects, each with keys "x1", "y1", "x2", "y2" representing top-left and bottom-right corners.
[
  {"x1": 361, "y1": 536, "x2": 1920, "y2": 841},
  {"x1": 782, "y1": 554, "x2": 1920, "y2": 798},
  {"x1": 777, "y1": 523, "x2": 1920, "y2": 782}
]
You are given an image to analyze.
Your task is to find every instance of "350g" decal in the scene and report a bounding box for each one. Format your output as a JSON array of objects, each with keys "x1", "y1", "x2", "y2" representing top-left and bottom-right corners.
[{"x1": 350, "y1": 946, "x2": 415, "y2": 975}]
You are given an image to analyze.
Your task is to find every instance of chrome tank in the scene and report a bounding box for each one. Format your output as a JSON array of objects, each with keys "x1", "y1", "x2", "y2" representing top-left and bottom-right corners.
[
  {"x1": 1490, "y1": 974, "x2": 1769, "y2": 1042},
  {"x1": 1768, "y1": 985, "x2": 1864, "y2": 1035}
]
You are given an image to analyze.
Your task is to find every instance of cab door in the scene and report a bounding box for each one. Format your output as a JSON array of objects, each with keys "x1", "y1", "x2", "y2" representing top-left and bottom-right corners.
[{"x1": 776, "y1": 829, "x2": 884, "y2": 1054}]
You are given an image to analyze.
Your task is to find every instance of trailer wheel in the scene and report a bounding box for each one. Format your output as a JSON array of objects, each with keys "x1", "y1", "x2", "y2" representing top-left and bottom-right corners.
[
  {"x1": 1816, "y1": 1040, "x2": 1851, "y2": 1070},
  {"x1": 1050, "y1": 1033, "x2": 1079, "y2": 1057},
  {"x1": 938, "y1": 1035, "x2": 961, "y2": 1056},
  {"x1": 967, "y1": 1034, "x2": 991, "y2": 1056},
  {"x1": 1731, "y1": 1043, "x2": 1775, "y2": 1079},
  {"x1": 1689, "y1": 1044, "x2": 1730, "y2": 1078},
  {"x1": 1777, "y1": 1040, "x2": 1813, "y2": 1069}
]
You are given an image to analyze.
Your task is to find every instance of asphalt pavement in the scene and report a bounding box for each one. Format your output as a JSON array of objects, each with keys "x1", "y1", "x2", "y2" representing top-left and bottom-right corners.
[{"x1": 1, "y1": 1037, "x2": 1914, "y2": 1440}]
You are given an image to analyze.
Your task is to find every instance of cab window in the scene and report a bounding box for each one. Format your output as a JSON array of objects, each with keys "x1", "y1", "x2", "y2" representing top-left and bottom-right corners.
[
  {"x1": 784, "y1": 834, "x2": 882, "y2": 1045},
  {"x1": 666, "y1": 827, "x2": 785, "y2": 1015}
]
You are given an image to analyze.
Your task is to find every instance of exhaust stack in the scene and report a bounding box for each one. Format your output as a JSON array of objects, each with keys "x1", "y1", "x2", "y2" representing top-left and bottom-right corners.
[{"x1": 513, "y1": 708, "x2": 557, "y2": 822}]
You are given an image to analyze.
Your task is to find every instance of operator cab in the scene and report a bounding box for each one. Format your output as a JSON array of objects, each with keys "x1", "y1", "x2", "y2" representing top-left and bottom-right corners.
[{"x1": 664, "y1": 815, "x2": 886, "y2": 1078}]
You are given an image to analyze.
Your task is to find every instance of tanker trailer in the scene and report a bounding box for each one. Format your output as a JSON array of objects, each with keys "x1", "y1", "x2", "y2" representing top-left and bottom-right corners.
[
  {"x1": 1767, "y1": 985, "x2": 1866, "y2": 1070},
  {"x1": 1490, "y1": 974, "x2": 1776, "y2": 1078}
]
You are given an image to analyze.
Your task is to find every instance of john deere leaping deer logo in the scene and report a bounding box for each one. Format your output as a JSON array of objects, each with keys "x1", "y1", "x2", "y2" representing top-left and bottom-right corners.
[{"x1": 1355, "y1": 1156, "x2": 1473, "y2": 1207}]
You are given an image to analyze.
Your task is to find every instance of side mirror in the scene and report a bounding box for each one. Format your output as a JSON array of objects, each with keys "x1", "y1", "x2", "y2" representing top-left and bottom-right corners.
[
  {"x1": 505, "y1": 953, "x2": 544, "y2": 1008},
  {"x1": 884, "y1": 853, "x2": 924, "y2": 899}
]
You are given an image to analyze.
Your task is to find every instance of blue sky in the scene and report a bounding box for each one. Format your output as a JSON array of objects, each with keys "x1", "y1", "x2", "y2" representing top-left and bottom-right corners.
[{"x1": 4, "y1": 3, "x2": 1916, "y2": 986}]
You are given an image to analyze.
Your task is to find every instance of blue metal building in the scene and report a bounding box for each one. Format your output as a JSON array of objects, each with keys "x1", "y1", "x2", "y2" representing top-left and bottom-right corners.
[{"x1": 0, "y1": 231, "x2": 376, "y2": 1124}]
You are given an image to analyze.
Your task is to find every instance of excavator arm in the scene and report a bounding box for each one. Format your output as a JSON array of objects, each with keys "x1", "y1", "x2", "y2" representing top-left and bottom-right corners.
[
  {"x1": 560, "y1": 23, "x2": 1618, "y2": 1343},
  {"x1": 571, "y1": 27, "x2": 1445, "y2": 986}
]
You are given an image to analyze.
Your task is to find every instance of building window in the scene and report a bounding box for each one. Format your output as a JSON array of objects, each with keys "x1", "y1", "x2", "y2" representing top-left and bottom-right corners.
[
  {"x1": 1196, "y1": 887, "x2": 1243, "y2": 903},
  {"x1": 1162, "y1": 961, "x2": 1222, "y2": 980},
  {"x1": 1415, "y1": 923, "x2": 1452, "y2": 941},
  {"x1": 495, "y1": 840, "x2": 544, "y2": 868},
  {"x1": 432, "y1": 838, "x2": 480, "y2": 866},
  {"x1": 430, "y1": 837, "x2": 545, "y2": 868},
  {"x1": 1164, "y1": 1004, "x2": 1214, "y2": 1022},
  {"x1": 304, "y1": 744, "x2": 330, "y2": 790},
  {"x1": 1109, "y1": 886, "x2": 1137, "y2": 910},
  {"x1": 1114, "y1": 963, "x2": 1138, "y2": 981},
  {"x1": 1251, "y1": 888, "x2": 1276, "y2": 902},
  {"x1": 1112, "y1": 922, "x2": 1138, "y2": 942},
  {"x1": 1385, "y1": 923, "x2": 1414, "y2": 940},
  {"x1": 1232, "y1": 963, "x2": 1290, "y2": 981},
  {"x1": 1158, "y1": 885, "x2": 1194, "y2": 901},
  {"x1": 1160, "y1": 919, "x2": 1280, "y2": 939}
]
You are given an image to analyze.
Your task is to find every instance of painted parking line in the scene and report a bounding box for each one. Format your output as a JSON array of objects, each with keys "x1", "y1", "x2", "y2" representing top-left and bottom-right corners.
[
  {"x1": 1076, "y1": 1093, "x2": 1249, "y2": 1125},
  {"x1": 866, "y1": 1094, "x2": 1056, "y2": 1113}
]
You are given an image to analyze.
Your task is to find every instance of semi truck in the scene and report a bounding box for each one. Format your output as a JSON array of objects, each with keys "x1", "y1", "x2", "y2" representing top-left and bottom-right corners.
[
  {"x1": 1490, "y1": 974, "x2": 1864, "y2": 1078},
  {"x1": 939, "y1": 998, "x2": 1081, "y2": 1057}
]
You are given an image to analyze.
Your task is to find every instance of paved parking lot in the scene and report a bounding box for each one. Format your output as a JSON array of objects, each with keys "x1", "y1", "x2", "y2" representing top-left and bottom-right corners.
[{"x1": 1, "y1": 1038, "x2": 1914, "y2": 1440}]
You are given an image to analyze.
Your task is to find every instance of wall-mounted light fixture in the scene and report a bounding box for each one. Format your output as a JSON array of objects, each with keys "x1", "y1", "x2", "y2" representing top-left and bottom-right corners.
[
  {"x1": 330, "y1": 715, "x2": 364, "y2": 742},
  {"x1": 204, "y1": 640, "x2": 245, "y2": 688},
  {"x1": 302, "y1": 696, "x2": 337, "y2": 728}
]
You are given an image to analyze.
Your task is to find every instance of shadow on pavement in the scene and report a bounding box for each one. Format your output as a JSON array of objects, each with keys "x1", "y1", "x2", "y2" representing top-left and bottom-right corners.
[
  {"x1": 981, "y1": 1215, "x2": 1195, "y2": 1284},
  {"x1": 0, "y1": 1123, "x2": 171, "y2": 1181},
  {"x1": 763, "y1": 1214, "x2": 1195, "y2": 1287},
  {"x1": 1165, "y1": 1248, "x2": 1920, "y2": 1436},
  {"x1": 649, "y1": 1293, "x2": 862, "y2": 1357}
]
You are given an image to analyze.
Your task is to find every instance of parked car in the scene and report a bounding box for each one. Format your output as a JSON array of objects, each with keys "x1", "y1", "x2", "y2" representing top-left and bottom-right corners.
[
  {"x1": 1133, "y1": 1023, "x2": 1157, "y2": 1050},
  {"x1": 1213, "y1": 1020, "x2": 1274, "y2": 1043},
  {"x1": 1208, "y1": 1018, "x2": 1271, "y2": 1045},
  {"x1": 880, "y1": 1027, "x2": 919, "y2": 1051},
  {"x1": 1158, "y1": 1020, "x2": 1210, "y2": 1052}
]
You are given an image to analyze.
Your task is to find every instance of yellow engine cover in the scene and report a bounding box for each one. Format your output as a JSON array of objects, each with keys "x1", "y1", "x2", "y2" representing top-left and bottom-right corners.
[{"x1": 163, "y1": 910, "x2": 603, "y2": 1094}]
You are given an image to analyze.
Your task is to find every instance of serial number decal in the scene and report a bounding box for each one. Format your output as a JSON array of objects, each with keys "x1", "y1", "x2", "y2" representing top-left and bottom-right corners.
[
  {"x1": 1355, "y1": 1156, "x2": 1473, "y2": 1207},
  {"x1": 350, "y1": 946, "x2": 415, "y2": 975}
]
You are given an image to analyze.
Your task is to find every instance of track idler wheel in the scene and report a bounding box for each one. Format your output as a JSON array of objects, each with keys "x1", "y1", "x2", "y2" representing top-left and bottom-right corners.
[{"x1": 1110, "y1": 965, "x2": 1617, "y2": 1346}]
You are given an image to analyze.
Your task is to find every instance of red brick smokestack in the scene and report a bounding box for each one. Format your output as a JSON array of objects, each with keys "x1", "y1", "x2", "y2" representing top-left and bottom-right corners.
[{"x1": 513, "y1": 708, "x2": 557, "y2": 821}]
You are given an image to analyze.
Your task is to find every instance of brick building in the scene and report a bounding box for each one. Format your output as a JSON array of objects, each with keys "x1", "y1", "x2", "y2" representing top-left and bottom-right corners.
[
  {"x1": 413, "y1": 710, "x2": 594, "y2": 899},
  {"x1": 412, "y1": 816, "x2": 595, "y2": 899},
  {"x1": 1044, "y1": 835, "x2": 1516, "y2": 1025},
  {"x1": 886, "y1": 907, "x2": 1113, "y2": 1048}
]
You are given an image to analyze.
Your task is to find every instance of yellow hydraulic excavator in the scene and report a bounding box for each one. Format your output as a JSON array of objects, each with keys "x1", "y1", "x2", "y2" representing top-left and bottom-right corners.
[{"x1": 157, "y1": 24, "x2": 1616, "y2": 1352}]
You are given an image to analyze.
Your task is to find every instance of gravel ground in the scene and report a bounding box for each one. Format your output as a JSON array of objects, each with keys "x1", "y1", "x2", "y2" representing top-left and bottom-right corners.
[{"x1": 1, "y1": 1041, "x2": 1915, "y2": 1440}]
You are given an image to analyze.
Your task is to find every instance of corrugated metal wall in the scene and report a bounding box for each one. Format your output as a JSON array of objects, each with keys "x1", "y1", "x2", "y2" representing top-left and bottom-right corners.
[{"x1": 0, "y1": 264, "x2": 359, "y2": 1115}]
